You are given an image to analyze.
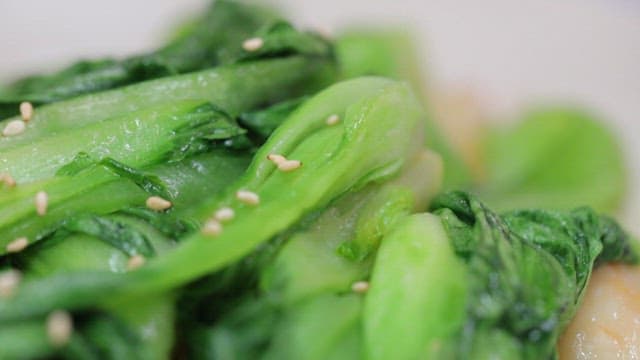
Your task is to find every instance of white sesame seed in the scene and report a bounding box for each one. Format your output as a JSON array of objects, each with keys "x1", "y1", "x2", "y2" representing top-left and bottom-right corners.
[
  {"x1": 6, "y1": 237, "x2": 28, "y2": 253},
  {"x1": 351, "y1": 281, "x2": 370, "y2": 294},
  {"x1": 236, "y1": 190, "x2": 260, "y2": 205},
  {"x1": 2, "y1": 120, "x2": 26, "y2": 137},
  {"x1": 325, "y1": 114, "x2": 340, "y2": 126},
  {"x1": 214, "y1": 207, "x2": 235, "y2": 222},
  {"x1": 127, "y1": 255, "x2": 146, "y2": 270},
  {"x1": 242, "y1": 37, "x2": 264, "y2": 52},
  {"x1": 145, "y1": 196, "x2": 172, "y2": 211},
  {"x1": 0, "y1": 173, "x2": 16, "y2": 188},
  {"x1": 267, "y1": 153, "x2": 286, "y2": 165},
  {"x1": 35, "y1": 191, "x2": 48, "y2": 216},
  {"x1": 46, "y1": 310, "x2": 73, "y2": 347},
  {"x1": 0, "y1": 269, "x2": 21, "y2": 298},
  {"x1": 202, "y1": 219, "x2": 222, "y2": 236},
  {"x1": 277, "y1": 159, "x2": 302, "y2": 172},
  {"x1": 19, "y1": 102, "x2": 33, "y2": 122}
]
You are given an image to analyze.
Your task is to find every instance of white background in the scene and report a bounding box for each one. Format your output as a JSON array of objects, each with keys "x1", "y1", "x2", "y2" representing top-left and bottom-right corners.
[{"x1": 0, "y1": 0, "x2": 638, "y2": 232}]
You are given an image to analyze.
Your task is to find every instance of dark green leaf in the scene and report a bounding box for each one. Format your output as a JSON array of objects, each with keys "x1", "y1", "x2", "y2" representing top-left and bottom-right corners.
[
  {"x1": 70, "y1": 313, "x2": 141, "y2": 360},
  {"x1": 57, "y1": 152, "x2": 174, "y2": 199},
  {"x1": 169, "y1": 103, "x2": 248, "y2": 162},
  {"x1": 238, "y1": 97, "x2": 307, "y2": 140},
  {"x1": 238, "y1": 22, "x2": 333, "y2": 62},
  {"x1": 99, "y1": 158, "x2": 170, "y2": 199},
  {"x1": 430, "y1": 191, "x2": 638, "y2": 359},
  {"x1": 56, "y1": 152, "x2": 97, "y2": 176},
  {"x1": 119, "y1": 207, "x2": 194, "y2": 239},
  {"x1": 62, "y1": 215, "x2": 155, "y2": 257}
]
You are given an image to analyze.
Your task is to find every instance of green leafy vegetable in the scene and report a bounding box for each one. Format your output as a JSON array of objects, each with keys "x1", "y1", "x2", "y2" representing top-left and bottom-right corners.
[
  {"x1": 427, "y1": 191, "x2": 638, "y2": 359},
  {"x1": 133, "y1": 77, "x2": 425, "y2": 295},
  {"x1": 180, "y1": 137, "x2": 443, "y2": 359},
  {"x1": 237, "y1": 22, "x2": 332, "y2": 62},
  {"x1": 0, "y1": 0, "x2": 279, "y2": 117},
  {"x1": 0, "y1": 77, "x2": 425, "y2": 321},
  {"x1": 364, "y1": 213, "x2": 468, "y2": 360},
  {"x1": 477, "y1": 108, "x2": 626, "y2": 212},
  {"x1": 92, "y1": 158, "x2": 172, "y2": 199},
  {"x1": 336, "y1": 29, "x2": 471, "y2": 189},
  {"x1": 0, "y1": 3, "x2": 636, "y2": 359},
  {"x1": 0, "y1": 320, "x2": 55, "y2": 359},
  {"x1": 0, "y1": 55, "x2": 334, "y2": 152},
  {"x1": 238, "y1": 97, "x2": 308, "y2": 141},
  {"x1": 0, "y1": 150, "x2": 249, "y2": 254},
  {"x1": 62, "y1": 215, "x2": 156, "y2": 258},
  {"x1": 1, "y1": 101, "x2": 240, "y2": 183}
]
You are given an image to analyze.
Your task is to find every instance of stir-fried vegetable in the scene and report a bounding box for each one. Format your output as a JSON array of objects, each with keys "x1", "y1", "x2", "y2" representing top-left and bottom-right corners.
[
  {"x1": 428, "y1": 191, "x2": 637, "y2": 359},
  {"x1": 0, "y1": 0, "x2": 279, "y2": 117},
  {"x1": 0, "y1": 1, "x2": 636, "y2": 359},
  {"x1": 477, "y1": 107, "x2": 626, "y2": 212}
]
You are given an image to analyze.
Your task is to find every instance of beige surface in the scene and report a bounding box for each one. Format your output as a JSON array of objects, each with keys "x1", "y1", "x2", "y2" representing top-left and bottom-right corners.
[{"x1": 1, "y1": 0, "x2": 638, "y2": 232}]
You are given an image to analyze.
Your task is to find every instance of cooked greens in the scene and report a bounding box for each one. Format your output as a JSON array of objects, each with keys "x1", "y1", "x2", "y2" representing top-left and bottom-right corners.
[
  {"x1": 336, "y1": 31, "x2": 628, "y2": 213},
  {"x1": 428, "y1": 191, "x2": 637, "y2": 359},
  {"x1": 477, "y1": 107, "x2": 626, "y2": 212},
  {"x1": 0, "y1": 1, "x2": 636, "y2": 359},
  {"x1": 0, "y1": 0, "x2": 278, "y2": 117},
  {"x1": 0, "y1": 55, "x2": 333, "y2": 152},
  {"x1": 1, "y1": 101, "x2": 246, "y2": 183},
  {"x1": 335, "y1": 30, "x2": 471, "y2": 189},
  {"x1": 364, "y1": 213, "x2": 468, "y2": 360}
]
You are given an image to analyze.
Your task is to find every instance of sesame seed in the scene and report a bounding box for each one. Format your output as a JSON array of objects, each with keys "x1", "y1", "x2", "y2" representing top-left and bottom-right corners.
[
  {"x1": 6, "y1": 237, "x2": 28, "y2": 253},
  {"x1": 46, "y1": 310, "x2": 73, "y2": 347},
  {"x1": 267, "y1": 153, "x2": 286, "y2": 165},
  {"x1": 2, "y1": 120, "x2": 26, "y2": 137},
  {"x1": 325, "y1": 114, "x2": 340, "y2": 125},
  {"x1": 0, "y1": 173, "x2": 15, "y2": 188},
  {"x1": 145, "y1": 196, "x2": 172, "y2": 211},
  {"x1": 242, "y1": 37, "x2": 264, "y2": 52},
  {"x1": 127, "y1": 255, "x2": 146, "y2": 270},
  {"x1": 214, "y1": 207, "x2": 235, "y2": 222},
  {"x1": 236, "y1": 190, "x2": 260, "y2": 205},
  {"x1": 19, "y1": 102, "x2": 33, "y2": 122},
  {"x1": 35, "y1": 191, "x2": 48, "y2": 216},
  {"x1": 202, "y1": 219, "x2": 222, "y2": 236},
  {"x1": 351, "y1": 281, "x2": 370, "y2": 294},
  {"x1": 0, "y1": 269, "x2": 21, "y2": 298},
  {"x1": 277, "y1": 159, "x2": 302, "y2": 172}
]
